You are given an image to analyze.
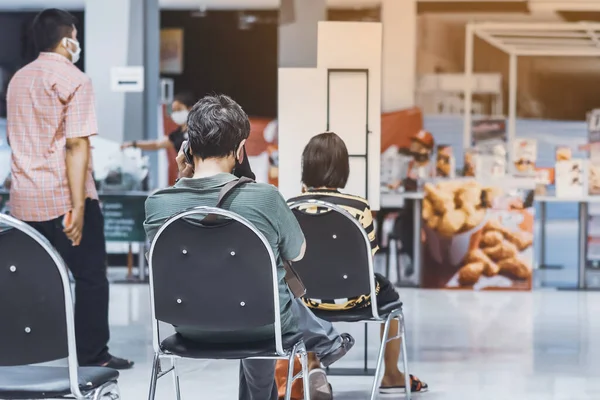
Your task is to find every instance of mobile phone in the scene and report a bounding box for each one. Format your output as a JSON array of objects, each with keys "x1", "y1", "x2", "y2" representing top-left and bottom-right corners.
[
  {"x1": 182, "y1": 141, "x2": 194, "y2": 165},
  {"x1": 62, "y1": 210, "x2": 72, "y2": 229}
]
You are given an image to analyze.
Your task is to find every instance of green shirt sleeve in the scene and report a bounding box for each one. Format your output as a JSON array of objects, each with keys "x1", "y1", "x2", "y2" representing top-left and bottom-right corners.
[
  {"x1": 144, "y1": 194, "x2": 164, "y2": 244},
  {"x1": 276, "y1": 191, "x2": 305, "y2": 261}
]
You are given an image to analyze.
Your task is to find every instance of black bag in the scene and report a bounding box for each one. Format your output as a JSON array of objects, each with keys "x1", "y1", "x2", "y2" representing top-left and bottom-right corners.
[{"x1": 205, "y1": 177, "x2": 306, "y2": 299}]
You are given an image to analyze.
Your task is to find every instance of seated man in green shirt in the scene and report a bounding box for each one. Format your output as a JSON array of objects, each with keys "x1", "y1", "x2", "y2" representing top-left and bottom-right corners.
[{"x1": 144, "y1": 94, "x2": 353, "y2": 400}]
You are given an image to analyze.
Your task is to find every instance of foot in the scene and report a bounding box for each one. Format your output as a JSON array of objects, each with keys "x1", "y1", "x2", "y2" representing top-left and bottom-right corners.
[
  {"x1": 380, "y1": 374, "x2": 428, "y2": 395},
  {"x1": 309, "y1": 368, "x2": 333, "y2": 400},
  {"x1": 82, "y1": 354, "x2": 135, "y2": 370},
  {"x1": 319, "y1": 333, "x2": 355, "y2": 368}
]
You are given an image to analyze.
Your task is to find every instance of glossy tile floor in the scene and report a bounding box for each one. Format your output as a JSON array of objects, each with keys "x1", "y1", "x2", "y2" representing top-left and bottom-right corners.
[{"x1": 105, "y1": 283, "x2": 600, "y2": 400}]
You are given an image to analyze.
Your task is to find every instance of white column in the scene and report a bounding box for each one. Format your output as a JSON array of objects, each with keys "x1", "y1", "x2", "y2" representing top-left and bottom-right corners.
[
  {"x1": 381, "y1": 0, "x2": 417, "y2": 112},
  {"x1": 463, "y1": 23, "x2": 474, "y2": 149},
  {"x1": 508, "y1": 53, "x2": 518, "y2": 168},
  {"x1": 85, "y1": 0, "x2": 130, "y2": 143},
  {"x1": 278, "y1": 0, "x2": 326, "y2": 68}
]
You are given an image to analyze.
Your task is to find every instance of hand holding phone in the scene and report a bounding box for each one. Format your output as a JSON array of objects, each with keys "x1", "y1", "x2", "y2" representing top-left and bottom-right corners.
[
  {"x1": 183, "y1": 141, "x2": 194, "y2": 165},
  {"x1": 176, "y1": 141, "x2": 195, "y2": 178}
]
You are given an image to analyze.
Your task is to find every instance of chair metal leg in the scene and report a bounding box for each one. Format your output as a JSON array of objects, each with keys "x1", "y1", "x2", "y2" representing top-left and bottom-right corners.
[
  {"x1": 89, "y1": 381, "x2": 120, "y2": 400},
  {"x1": 284, "y1": 344, "x2": 298, "y2": 400},
  {"x1": 148, "y1": 353, "x2": 160, "y2": 400},
  {"x1": 399, "y1": 311, "x2": 412, "y2": 400},
  {"x1": 300, "y1": 346, "x2": 311, "y2": 400},
  {"x1": 172, "y1": 358, "x2": 182, "y2": 400},
  {"x1": 369, "y1": 316, "x2": 392, "y2": 400}
]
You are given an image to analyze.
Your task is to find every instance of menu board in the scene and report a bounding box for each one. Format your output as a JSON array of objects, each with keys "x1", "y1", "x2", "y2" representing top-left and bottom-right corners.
[{"x1": 99, "y1": 194, "x2": 147, "y2": 242}]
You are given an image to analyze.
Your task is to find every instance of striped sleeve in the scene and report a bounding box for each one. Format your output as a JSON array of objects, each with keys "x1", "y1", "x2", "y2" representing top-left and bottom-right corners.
[
  {"x1": 359, "y1": 204, "x2": 379, "y2": 255},
  {"x1": 63, "y1": 78, "x2": 98, "y2": 139}
]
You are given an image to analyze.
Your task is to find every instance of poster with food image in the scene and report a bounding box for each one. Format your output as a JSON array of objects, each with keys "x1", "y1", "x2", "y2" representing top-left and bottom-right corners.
[
  {"x1": 463, "y1": 149, "x2": 476, "y2": 177},
  {"x1": 555, "y1": 159, "x2": 584, "y2": 198},
  {"x1": 587, "y1": 109, "x2": 600, "y2": 144},
  {"x1": 420, "y1": 179, "x2": 534, "y2": 290},
  {"x1": 555, "y1": 146, "x2": 572, "y2": 162},
  {"x1": 472, "y1": 119, "x2": 507, "y2": 148},
  {"x1": 589, "y1": 146, "x2": 600, "y2": 195},
  {"x1": 513, "y1": 139, "x2": 537, "y2": 175},
  {"x1": 436, "y1": 145, "x2": 455, "y2": 178}
]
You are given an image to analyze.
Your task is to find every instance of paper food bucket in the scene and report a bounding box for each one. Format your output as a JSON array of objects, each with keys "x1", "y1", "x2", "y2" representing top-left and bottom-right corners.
[{"x1": 423, "y1": 212, "x2": 489, "y2": 268}]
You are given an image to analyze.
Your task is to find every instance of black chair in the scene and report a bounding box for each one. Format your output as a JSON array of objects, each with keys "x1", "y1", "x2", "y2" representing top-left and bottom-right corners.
[
  {"x1": 147, "y1": 206, "x2": 310, "y2": 400},
  {"x1": 288, "y1": 200, "x2": 412, "y2": 400},
  {"x1": 0, "y1": 214, "x2": 120, "y2": 400}
]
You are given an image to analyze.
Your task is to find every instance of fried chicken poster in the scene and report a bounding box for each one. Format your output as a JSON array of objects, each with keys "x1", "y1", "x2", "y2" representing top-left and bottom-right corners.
[{"x1": 420, "y1": 179, "x2": 534, "y2": 290}]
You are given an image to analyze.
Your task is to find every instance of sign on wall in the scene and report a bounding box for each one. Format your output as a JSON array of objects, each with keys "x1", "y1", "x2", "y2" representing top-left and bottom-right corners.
[
  {"x1": 110, "y1": 66, "x2": 144, "y2": 93},
  {"x1": 160, "y1": 29, "x2": 184, "y2": 74}
]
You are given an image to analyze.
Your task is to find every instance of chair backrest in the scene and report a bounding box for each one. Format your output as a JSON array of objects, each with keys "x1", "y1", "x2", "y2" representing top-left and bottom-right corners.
[
  {"x1": 0, "y1": 214, "x2": 82, "y2": 397},
  {"x1": 288, "y1": 200, "x2": 380, "y2": 316},
  {"x1": 148, "y1": 206, "x2": 284, "y2": 354}
]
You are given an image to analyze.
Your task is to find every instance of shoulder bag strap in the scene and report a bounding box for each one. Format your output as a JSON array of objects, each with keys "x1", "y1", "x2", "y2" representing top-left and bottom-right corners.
[{"x1": 201, "y1": 176, "x2": 254, "y2": 223}]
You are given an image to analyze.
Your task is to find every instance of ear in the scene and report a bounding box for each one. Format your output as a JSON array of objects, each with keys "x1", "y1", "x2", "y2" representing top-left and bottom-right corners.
[{"x1": 236, "y1": 139, "x2": 247, "y2": 160}]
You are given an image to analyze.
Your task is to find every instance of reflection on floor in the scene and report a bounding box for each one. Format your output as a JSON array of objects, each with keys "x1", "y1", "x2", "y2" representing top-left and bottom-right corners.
[{"x1": 107, "y1": 285, "x2": 600, "y2": 399}]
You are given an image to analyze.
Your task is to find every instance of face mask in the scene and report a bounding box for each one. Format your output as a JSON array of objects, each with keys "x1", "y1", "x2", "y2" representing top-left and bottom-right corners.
[
  {"x1": 411, "y1": 151, "x2": 430, "y2": 163},
  {"x1": 171, "y1": 110, "x2": 189, "y2": 126},
  {"x1": 63, "y1": 38, "x2": 81, "y2": 64}
]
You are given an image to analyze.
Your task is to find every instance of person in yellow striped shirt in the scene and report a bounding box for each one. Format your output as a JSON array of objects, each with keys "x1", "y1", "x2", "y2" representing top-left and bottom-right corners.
[{"x1": 287, "y1": 132, "x2": 428, "y2": 398}]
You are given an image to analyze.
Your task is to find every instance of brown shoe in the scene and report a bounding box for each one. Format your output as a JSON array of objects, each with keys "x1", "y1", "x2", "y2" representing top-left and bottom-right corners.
[{"x1": 309, "y1": 369, "x2": 333, "y2": 400}]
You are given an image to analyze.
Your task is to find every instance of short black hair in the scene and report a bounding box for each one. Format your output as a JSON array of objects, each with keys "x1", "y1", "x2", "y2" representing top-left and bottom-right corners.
[
  {"x1": 173, "y1": 92, "x2": 196, "y2": 109},
  {"x1": 302, "y1": 132, "x2": 349, "y2": 189},
  {"x1": 187, "y1": 94, "x2": 251, "y2": 160},
  {"x1": 32, "y1": 9, "x2": 78, "y2": 53}
]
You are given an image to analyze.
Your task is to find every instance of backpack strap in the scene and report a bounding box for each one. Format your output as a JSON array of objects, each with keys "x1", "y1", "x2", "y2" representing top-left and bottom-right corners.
[{"x1": 201, "y1": 177, "x2": 254, "y2": 223}]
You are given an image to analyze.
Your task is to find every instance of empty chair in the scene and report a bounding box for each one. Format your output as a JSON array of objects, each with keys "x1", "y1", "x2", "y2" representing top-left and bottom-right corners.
[
  {"x1": 288, "y1": 199, "x2": 412, "y2": 400},
  {"x1": 0, "y1": 213, "x2": 120, "y2": 400},
  {"x1": 147, "y1": 206, "x2": 310, "y2": 400}
]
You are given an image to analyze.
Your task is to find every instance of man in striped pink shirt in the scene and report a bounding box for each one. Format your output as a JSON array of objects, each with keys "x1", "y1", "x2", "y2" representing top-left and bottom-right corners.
[{"x1": 7, "y1": 8, "x2": 132, "y2": 369}]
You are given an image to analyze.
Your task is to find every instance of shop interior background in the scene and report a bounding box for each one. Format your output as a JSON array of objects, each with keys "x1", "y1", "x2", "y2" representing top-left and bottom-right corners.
[{"x1": 2, "y1": 0, "x2": 600, "y2": 288}]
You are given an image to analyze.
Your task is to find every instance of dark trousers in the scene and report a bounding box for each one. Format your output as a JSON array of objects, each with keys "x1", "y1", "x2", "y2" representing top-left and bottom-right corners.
[{"x1": 26, "y1": 198, "x2": 110, "y2": 364}]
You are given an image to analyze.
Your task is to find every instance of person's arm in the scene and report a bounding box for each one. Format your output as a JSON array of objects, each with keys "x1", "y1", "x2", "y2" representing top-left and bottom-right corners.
[
  {"x1": 122, "y1": 137, "x2": 172, "y2": 151},
  {"x1": 359, "y1": 203, "x2": 380, "y2": 255},
  {"x1": 277, "y1": 192, "x2": 306, "y2": 262},
  {"x1": 64, "y1": 136, "x2": 89, "y2": 243},
  {"x1": 62, "y1": 78, "x2": 98, "y2": 246}
]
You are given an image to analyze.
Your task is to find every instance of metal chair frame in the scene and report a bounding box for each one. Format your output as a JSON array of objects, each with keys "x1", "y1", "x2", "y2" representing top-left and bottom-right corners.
[
  {"x1": 147, "y1": 206, "x2": 310, "y2": 400},
  {"x1": 288, "y1": 199, "x2": 412, "y2": 400},
  {"x1": 0, "y1": 214, "x2": 120, "y2": 400}
]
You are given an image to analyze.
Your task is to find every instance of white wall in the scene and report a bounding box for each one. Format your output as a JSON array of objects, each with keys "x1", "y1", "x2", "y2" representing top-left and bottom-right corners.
[
  {"x1": 85, "y1": 0, "x2": 130, "y2": 143},
  {"x1": 278, "y1": 68, "x2": 327, "y2": 198},
  {"x1": 381, "y1": 0, "x2": 417, "y2": 111},
  {"x1": 279, "y1": 21, "x2": 382, "y2": 209},
  {"x1": 278, "y1": 0, "x2": 326, "y2": 68}
]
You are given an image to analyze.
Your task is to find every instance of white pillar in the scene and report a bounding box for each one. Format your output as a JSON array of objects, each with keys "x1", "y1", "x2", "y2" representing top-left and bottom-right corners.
[
  {"x1": 508, "y1": 53, "x2": 518, "y2": 168},
  {"x1": 85, "y1": 0, "x2": 130, "y2": 143},
  {"x1": 463, "y1": 23, "x2": 474, "y2": 149},
  {"x1": 278, "y1": 0, "x2": 326, "y2": 68},
  {"x1": 381, "y1": 0, "x2": 417, "y2": 112},
  {"x1": 85, "y1": 0, "x2": 153, "y2": 145}
]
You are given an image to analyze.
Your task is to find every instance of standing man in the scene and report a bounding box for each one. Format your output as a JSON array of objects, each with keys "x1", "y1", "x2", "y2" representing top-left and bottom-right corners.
[{"x1": 6, "y1": 9, "x2": 133, "y2": 369}]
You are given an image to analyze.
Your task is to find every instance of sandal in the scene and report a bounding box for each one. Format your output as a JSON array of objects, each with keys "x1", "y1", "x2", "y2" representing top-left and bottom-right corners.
[{"x1": 379, "y1": 375, "x2": 428, "y2": 395}]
